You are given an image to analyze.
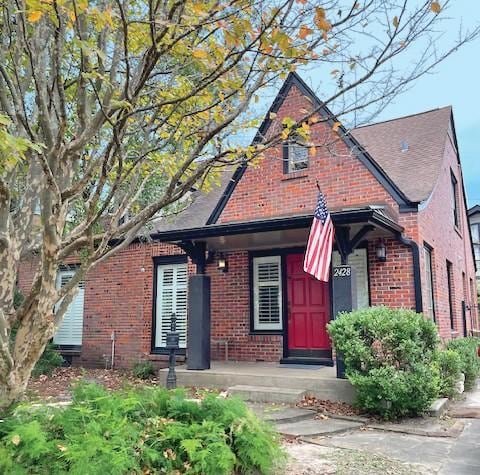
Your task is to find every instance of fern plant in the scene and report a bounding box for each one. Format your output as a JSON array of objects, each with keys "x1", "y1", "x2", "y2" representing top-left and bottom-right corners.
[{"x1": 0, "y1": 383, "x2": 284, "y2": 474}]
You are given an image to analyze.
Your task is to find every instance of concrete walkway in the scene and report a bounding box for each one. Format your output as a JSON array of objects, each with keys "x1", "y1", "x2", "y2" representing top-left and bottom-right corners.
[{"x1": 266, "y1": 381, "x2": 480, "y2": 473}]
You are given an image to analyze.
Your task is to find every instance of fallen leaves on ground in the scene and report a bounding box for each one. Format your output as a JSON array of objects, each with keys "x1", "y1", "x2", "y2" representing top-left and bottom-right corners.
[
  {"x1": 27, "y1": 367, "x2": 163, "y2": 402},
  {"x1": 297, "y1": 395, "x2": 361, "y2": 416}
]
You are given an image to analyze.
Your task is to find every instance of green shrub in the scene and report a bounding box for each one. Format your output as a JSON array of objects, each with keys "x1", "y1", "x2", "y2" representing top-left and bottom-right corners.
[
  {"x1": 31, "y1": 343, "x2": 64, "y2": 377},
  {"x1": 132, "y1": 360, "x2": 156, "y2": 380},
  {"x1": 327, "y1": 306, "x2": 440, "y2": 419},
  {"x1": 446, "y1": 337, "x2": 480, "y2": 390},
  {"x1": 0, "y1": 383, "x2": 284, "y2": 474},
  {"x1": 436, "y1": 349, "x2": 462, "y2": 398}
]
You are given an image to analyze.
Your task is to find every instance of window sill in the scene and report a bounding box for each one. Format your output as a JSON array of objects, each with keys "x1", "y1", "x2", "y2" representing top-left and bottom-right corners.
[{"x1": 281, "y1": 171, "x2": 308, "y2": 181}]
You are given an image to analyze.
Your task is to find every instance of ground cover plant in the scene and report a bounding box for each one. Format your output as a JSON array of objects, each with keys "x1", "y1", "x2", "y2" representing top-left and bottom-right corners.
[
  {"x1": 0, "y1": 383, "x2": 283, "y2": 474},
  {"x1": 328, "y1": 307, "x2": 440, "y2": 419}
]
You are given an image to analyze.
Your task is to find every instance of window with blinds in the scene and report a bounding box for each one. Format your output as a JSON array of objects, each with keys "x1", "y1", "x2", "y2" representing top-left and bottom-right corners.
[
  {"x1": 155, "y1": 263, "x2": 188, "y2": 349},
  {"x1": 253, "y1": 256, "x2": 283, "y2": 330},
  {"x1": 53, "y1": 270, "x2": 84, "y2": 346},
  {"x1": 332, "y1": 248, "x2": 370, "y2": 309}
]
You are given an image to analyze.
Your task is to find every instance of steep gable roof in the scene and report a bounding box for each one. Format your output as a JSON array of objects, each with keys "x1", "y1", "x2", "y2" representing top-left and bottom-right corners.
[
  {"x1": 352, "y1": 107, "x2": 453, "y2": 203},
  {"x1": 153, "y1": 74, "x2": 456, "y2": 233}
]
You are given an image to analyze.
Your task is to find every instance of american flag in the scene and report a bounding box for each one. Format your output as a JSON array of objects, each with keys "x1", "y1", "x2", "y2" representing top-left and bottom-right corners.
[{"x1": 303, "y1": 191, "x2": 334, "y2": 282}]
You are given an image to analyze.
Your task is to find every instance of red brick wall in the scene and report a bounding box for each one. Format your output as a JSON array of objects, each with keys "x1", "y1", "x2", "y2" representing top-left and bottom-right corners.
[
  {"x1": 417, "y1": 125, "x2": 478, "y2": 338},
  {"x1": 80, "y1": 242, "x2": 198, "y2": 368},
  {"x1": 368, "y1": 238, "x2": 416, "y2": 309},
  {"x1": 219, "y1": 84, "x2": 399, "y2": 224},
  {"x1": 207, "y1": 252, "x2": 283, "y2": 361}
]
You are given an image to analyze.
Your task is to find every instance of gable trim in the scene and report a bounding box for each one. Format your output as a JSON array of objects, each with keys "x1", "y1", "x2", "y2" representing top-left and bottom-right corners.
[{"x1": 206, "y1": 72, "x2": 416, "y2": 225}]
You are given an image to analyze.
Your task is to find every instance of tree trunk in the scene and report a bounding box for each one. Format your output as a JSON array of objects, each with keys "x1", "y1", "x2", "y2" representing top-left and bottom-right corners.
[{"x1": 0, "y1": 282, "x2": 58, "y2": 411}]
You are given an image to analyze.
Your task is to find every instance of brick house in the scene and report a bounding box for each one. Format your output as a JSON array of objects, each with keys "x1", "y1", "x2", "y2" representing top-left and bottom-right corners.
[
  {"x1": 18, "y1": 73, "x2": 478, "y2": 369},
  {"x1": 468, "y1": 205, "x2": 480, "y2": 294}
]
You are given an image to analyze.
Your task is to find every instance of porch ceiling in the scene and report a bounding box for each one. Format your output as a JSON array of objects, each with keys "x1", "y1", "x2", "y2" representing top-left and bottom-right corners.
[{"x1": 151, "y1": 207, "x2": 404, "y2": 251}]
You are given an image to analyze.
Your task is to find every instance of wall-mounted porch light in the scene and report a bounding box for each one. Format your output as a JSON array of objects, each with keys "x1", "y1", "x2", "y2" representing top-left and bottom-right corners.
[
  {"x1": 376, "y1": 238, "x2": 387, "y2": 262},
  {"x1": 217, "y1": 254, "x2": 228, "y2": 272}
]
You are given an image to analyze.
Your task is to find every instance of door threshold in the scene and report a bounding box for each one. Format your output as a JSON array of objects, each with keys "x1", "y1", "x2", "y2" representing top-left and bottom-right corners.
[{"x1": 279, "y1": 357, "x2": 334, "y2": 367}]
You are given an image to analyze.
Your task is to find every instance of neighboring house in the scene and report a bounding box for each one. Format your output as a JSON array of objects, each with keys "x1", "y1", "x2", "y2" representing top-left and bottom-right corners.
[
  {"x1": 18, "y1": 73, "x2": 478, "y2": 368},
  {"x1": 468, "y1": 205, "x2": 480, "y2": 294}
]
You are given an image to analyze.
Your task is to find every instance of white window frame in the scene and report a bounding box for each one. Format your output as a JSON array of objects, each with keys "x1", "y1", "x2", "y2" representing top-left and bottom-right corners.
[
  {"x1": 155, "y1": 262, "x2": 188, "y2": 349},
  {"x1": 253, "y1": 255, "x2": 283, "y2": 331},
  {"x1": 287, "y1": 137, "x2": 309, "y2": 173},
  {"x1": 53, "y1": 269, "x2": 84, "y2": 346}
]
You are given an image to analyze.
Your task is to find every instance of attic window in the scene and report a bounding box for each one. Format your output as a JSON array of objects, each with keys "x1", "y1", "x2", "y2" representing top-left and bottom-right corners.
[{"x1": 284, "y1": 136, "x2": 309, "y2": 173}]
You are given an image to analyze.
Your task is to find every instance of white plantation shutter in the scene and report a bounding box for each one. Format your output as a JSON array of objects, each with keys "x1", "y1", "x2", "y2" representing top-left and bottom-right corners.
[
  {"x1": 155, "y1": 263, "x2": 188, "y2": 348},
  {"x1": 333, "y1": 249, "x2": 370, "y2": 309},
  {"x1": 53, "y1": 270, "x2": 84, "y2": 346},
  {"x1": 253, "y1": 256, "x2": 283, "y2": 330}
]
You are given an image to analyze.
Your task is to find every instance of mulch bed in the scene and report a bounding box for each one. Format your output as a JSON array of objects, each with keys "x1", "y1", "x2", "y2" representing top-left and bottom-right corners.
[
  {"x1": 26, "y1": 367, "x2": 162, "y2": 402},
  {"x1": 297, "y1": 394, "x2": 361, "y2": 417},
  {"x1": 26, "y1": 367, "x2": 223, "y2": 402}
]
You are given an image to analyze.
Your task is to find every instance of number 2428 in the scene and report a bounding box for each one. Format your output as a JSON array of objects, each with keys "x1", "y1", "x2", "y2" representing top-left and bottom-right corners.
[{"x1": 333, "y1": 267, "x2": 351, "y2": 277}]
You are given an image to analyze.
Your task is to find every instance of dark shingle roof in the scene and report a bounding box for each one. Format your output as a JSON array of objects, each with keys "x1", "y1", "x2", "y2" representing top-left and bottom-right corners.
[
  {"x1": 154, "y1": 168, "x2": 235, "y2": 232},
  {"x1": 352, "y1": 106, "x2": 452, "y2": 203}
]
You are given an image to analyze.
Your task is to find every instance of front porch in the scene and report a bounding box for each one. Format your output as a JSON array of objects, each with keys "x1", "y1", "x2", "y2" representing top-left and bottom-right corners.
[
  {"x1": 152, "y1": 205, "x2": 418, "y2": 378},
  {"x1": 160, "y1": 361, "x2": 356, "y2": 404}
]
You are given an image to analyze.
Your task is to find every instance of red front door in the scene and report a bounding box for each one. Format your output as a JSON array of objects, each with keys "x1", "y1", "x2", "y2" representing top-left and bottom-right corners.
[{"x1": 286, "y1": 253, "x2": 331, "y2": 358}]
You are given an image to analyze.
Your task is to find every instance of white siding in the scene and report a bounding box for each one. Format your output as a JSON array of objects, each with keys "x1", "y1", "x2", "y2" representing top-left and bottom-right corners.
[
  {"x1": 53, "y1": 270, "x2": 84, "y2": 346},
  {"x1": 155, "y1": 263, "x2": 188, "y2": 348},
  {"x1": 333, "y1": 248, "x2": 370, "y2": 309}
]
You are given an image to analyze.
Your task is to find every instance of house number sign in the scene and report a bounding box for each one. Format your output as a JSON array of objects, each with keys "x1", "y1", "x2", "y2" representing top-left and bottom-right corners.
[{"x1": 333, "y1": 266, "x2": 351, "y2": 277}]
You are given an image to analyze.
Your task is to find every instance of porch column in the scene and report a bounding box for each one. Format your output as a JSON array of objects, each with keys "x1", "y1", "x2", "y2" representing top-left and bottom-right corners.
[
  {"x1": 187, "y1": 274, "x2": 211, "y2": 370},
  {"x1": 178, "y1": 240, "x2": 212, "y2": 370},
  {"x1": 332, "y1": 265, "x2": 357, "y2": 378}
]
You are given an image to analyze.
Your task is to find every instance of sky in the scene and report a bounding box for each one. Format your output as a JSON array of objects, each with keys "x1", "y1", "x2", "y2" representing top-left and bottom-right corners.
[
  {"x1": 361, "y1": 2, "x2": 480, "y2": 208},
  {"x1": 261, "y1": 1, "x2": 480, "y2": 207}
]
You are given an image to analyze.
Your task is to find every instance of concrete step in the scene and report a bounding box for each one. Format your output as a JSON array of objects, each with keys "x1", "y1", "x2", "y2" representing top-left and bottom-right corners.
[
  {"x1": 228, "y1": 385, "x2": 307, "y2": 404},
  {"x1": 170, "y1": 366, "x2": 356, "y2": 403},
  {"x1": 427, "y1": 398, "x2": 449, "y2": 417},
  {"x1": 249, "y1": 404, "x2": 316, "y2": 423},
  {"x1": 276, "y1": 418, "x2": 364, "y2": 438}
]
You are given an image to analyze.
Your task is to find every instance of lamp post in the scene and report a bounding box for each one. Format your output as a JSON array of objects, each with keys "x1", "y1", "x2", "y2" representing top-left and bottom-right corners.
[{"x1": 166, "y1": 313, "x2": 180, "y2": 389}]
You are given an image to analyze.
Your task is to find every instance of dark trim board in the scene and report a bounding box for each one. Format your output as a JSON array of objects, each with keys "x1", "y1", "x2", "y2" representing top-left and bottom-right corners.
[
  {"x1": 151, "y1": 208, "x2": 404, "y2": 243},
  {"x1": 151, "y1": 254, "x2": 188, "y2": 354}
]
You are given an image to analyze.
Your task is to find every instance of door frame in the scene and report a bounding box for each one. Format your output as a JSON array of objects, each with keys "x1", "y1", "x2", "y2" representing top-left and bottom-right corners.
[
  {"x1": 248, "y1": 246, "x2": 333, "y2": 360},
  {"x1": 285, "y1": 252, "x2": 333, "y2": 358}
]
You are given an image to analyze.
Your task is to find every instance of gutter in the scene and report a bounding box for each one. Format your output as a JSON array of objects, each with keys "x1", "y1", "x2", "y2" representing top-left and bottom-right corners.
[{"x1": 396, "y1": 233, "x2": 423, "y2": 313}]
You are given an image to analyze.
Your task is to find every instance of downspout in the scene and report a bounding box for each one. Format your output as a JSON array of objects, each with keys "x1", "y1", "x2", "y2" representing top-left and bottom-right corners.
[{"x1": 396, "y1": 233, "x2": 423, "y2": 313}]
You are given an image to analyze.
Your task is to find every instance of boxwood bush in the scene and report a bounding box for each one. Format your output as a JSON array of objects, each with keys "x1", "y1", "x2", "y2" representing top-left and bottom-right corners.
[
  {"x1": 0, "y1": 384, "x2": 284, "y2": 475},
  {"x1": 328, "y1": 306, "x2": 440, "y2": 419},
  {"x1": 446, "y1": 337, "x2": 480, "y2": 390},
  {"x1": 436, "y1": 349, "x2": 462, "y2": 398}
]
